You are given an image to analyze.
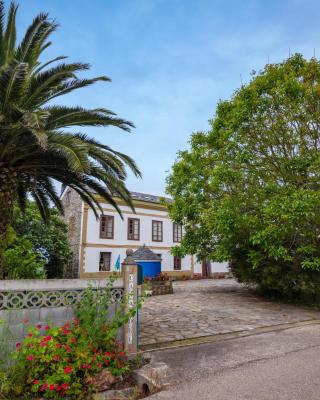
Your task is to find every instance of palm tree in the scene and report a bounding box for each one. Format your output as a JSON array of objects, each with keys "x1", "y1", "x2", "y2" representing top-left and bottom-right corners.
[{"x1": 0, "y1": 2, "x2": 141, "y2": 278}]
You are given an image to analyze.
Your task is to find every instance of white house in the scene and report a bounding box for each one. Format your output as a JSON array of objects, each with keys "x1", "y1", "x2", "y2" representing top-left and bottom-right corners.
[{"x1": 61, "y1": 188, "x2": 228, "y2": 278}]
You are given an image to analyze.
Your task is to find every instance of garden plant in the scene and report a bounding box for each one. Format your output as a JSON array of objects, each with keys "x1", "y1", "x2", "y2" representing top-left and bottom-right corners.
[{"x1": 0, "y1": 277, "x2": 140, "y2": 399}]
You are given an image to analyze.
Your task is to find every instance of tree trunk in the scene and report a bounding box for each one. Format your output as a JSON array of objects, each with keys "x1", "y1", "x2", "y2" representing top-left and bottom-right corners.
[{"x1": 0, "y1": 168, "x2": 16, "y2": 279}]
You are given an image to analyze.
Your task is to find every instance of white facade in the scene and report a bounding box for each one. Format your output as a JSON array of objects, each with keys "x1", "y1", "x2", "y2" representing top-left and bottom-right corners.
[
  {"x1": 62, "y1": 189, "x2": 228, "y2": 277},
  {"x1": 84, "y1": 201, "x2": 202, "y2": 274}
]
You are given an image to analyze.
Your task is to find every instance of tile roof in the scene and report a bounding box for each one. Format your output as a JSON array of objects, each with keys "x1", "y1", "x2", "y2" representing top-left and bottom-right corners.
[
  {"x1": 132, "y1": 245, "x2": 162, "y2": 261},
  {"x1": 129, "y1": 191, "x2": 171, "y2": 205}
]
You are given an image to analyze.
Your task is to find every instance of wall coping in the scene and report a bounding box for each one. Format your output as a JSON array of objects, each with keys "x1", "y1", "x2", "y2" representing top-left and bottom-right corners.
[{"x1": 0, "y1": 278, "x2": 124, "y2": 291}]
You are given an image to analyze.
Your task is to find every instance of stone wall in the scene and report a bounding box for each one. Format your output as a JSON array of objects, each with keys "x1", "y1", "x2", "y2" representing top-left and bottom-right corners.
[
  {"x1": 0, "y1": 279, "x2": 125, "y2": 354},
  {"x1": 61, "y1": 188, "x2": 83, "y2": 278}
]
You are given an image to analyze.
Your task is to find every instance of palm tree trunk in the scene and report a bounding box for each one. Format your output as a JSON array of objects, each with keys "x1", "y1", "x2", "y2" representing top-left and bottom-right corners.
[{"x1": 0, "y1": 168, "x2": 16, "y2": 279}]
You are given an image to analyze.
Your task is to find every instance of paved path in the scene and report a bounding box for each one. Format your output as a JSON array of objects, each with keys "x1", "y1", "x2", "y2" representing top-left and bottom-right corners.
[
  {"x1": 149, "y1": 323, "x2": 320, "y2": 400},
  {"x1": 140, "y1": 279, "x2": 320, "y2": 346}
]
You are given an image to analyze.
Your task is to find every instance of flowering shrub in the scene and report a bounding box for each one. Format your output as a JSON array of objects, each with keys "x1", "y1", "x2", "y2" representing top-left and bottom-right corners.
[
  {"x1": 11, "y1": 320, "x2": 129, "y2": 399},
  {"x1": 1, "y1": 276, "x2": 140, "y2": 399}
]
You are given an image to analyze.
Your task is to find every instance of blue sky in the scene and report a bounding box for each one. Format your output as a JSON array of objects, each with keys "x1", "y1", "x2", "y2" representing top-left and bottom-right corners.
[{"x1": 18, "y1": 0, "x2": 320, "y2": 195}]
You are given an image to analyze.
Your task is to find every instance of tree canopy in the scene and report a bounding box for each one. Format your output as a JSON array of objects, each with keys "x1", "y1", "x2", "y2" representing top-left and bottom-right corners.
[
  {"x1": 3, "y1": 201, "x2": 70, "y2": 278},
  {"x1": 167, "y1": 54, "x2": 320, "y2": 300}
]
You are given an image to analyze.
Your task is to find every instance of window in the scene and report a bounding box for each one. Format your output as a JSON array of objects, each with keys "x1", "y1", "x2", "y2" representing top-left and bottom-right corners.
[
  {"x1": 128, "y1": 218, "x2": 140, "y2": 240},
  {"x1": 152, "y1": 220, "x2": 163, "y2": 242},
  {"x1": 173, "y1": 223, "x2": 182, "y2": 242},
  {"x1": 174, "y1": 256, "x2": 182, "y2": 270},
  {"x1": 99, "y1": 252, "x2": 111, "y2": 271},
  {"x1": 100, "y1": 215, "x2": 114, "y2": 239}
]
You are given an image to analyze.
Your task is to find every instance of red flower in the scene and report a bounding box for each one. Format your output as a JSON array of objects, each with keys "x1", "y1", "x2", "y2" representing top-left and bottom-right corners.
[
  {"x1": 70, "y1": 337, "x2": 75, "y2": 343},
  {"x1": 64, "y1": 366, "x2": 72, "y2": 374},
  {"x1": 73, "y1": 319, "x2": 79, "y2": 324},
  {"x1": 97, "y1": 363, "x2": 102, "y2": 368},
  {"x1": 119, "y1": 351, "x2": 125, "y2": 357},
  {"x1": 27, "y1": 333, "x2": 33, "y2": 338},
  {"x1": 27, "y1": 355, "x2": 34, "y2": 361},
  {"x1": 53, "y1": 355, "x2": 60, "y2": 362},
  {"x1": 87, "y1": 364, "x2": 91, "y2": 369},
  {"x1": 55, "y1": 343, "x2": 62, "y2": 349},
  {"x1": 49, "y1": 384, "x2": 55, "y2": 391},
  {"x1": 104, "y1": 359, "x2": 109, "y2": 365},
  {"x1": 36, "y1": 324, "x2": 42, "y2": 329},
  {"x1": 81, "y1": 364, "x2": 87, "y2": 369},
  {"x1": 44, "y1": 325, "x2": 50, "y2": 331},
  {"x1": 15, "y1": 342, "x2": 21, "y2": 349},
  {"x1": 61, "y1": 383, "x2": 68, "y2": 390},
  {"x1": 104, "y1": 352, "x2": 111, "y2": 357},
  {"x1": 40, "y1": 383, "x2": 48, "y2": 392},
  {"x1": 33, "y1": 380, "x2": 39, "y2": 385},
  {"x1": 97, "y1": 351, "x2": 101, "y2": 355},
  {"x1": 44, "y1": 335, "x2": 52, "y2": 342},
  {"x1": 40, "y1": 341, "x2": 47, "y2": 347},
  {"x1": 56, "y1": 386, "x2": 62, "y2": 392},
  {"x1": 65, "y1": 345, "x2": 71, "y2": 353}
]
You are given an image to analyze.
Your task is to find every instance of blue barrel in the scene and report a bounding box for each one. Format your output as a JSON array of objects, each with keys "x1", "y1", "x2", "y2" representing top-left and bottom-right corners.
[
  {"x1": 138, "y1": 261, "x2": 161, "y2": 278},
  {"x1": 137, "y1": 264, "x2": 144, "y2": 285}
]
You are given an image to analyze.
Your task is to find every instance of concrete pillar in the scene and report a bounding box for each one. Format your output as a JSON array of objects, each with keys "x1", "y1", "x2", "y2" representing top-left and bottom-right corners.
[{"x1": 122, "y1": 249, "x2": 138, "y2": 354}]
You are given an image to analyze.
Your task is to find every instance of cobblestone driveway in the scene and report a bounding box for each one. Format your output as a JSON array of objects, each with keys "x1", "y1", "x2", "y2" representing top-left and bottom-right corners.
[{"x1": 139, "y1": 279, "x2": 320, "y2": 346}]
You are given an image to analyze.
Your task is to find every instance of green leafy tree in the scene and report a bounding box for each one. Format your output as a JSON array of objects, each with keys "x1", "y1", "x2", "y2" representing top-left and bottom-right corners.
[
  {"x1": 4, "y1": 236, "x2": 46, "y2": 279},
  {"x1": 167, "y1": 54, "x2": 320, "y2": 301},
  {"x1": 12, "y1": 201, "x2": 70, "y2": 278},
  {"x1": 0, "y1": 2, "x2": 140, "y2": 277}
]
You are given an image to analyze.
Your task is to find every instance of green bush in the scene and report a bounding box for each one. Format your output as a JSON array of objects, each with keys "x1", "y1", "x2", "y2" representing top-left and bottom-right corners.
[
  {"x1": 4, "y1": 237, "x2": 46, "y2": 279},
  {"x1": 12, "y1": 202, "x2": 71, "y2": 279}
]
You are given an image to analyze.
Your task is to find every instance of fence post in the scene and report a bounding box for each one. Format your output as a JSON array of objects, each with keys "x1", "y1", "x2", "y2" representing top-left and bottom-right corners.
[{"x1": 122, "y1": 249, "x2": 138, "y2": 354}]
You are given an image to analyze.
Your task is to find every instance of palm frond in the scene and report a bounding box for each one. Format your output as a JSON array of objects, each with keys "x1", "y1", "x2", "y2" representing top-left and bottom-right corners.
[
  {"x1": 45, "y1": 106, "x2": 133, "y2": 132},
  {"x1": 0, "y1": 61, "x2": 28, "y2": 112},
  {"x1": 3, "y1": 2, "x2": 18, "y2": 62},
  {"x1": 47, "y1": 131, "x2": 90, "y2": 173},
  {"x1": 33, "y1": 56, "x2": 67, "y2": 75},
  {"x1": 31, "y1": 184, "x2": 51, "y2": 222},
  {"x1": 0, "y1": 1, "x2": 5, "y2": 64},
  {"x1": 34, "y1": 76, "x2": 111, "y2": 107},
  {"x1": 16, "y1": 13, "x2": 58, "y2": 67},
  {"x1": 112, "y1": 150, "x2": 141, "y2": 178},
  {"x1": 25, "y1": 62, "x2": 90, "y2": 106},
  {"x1": 35, "y1": 176, "x2": 64, "y2": 214},
  {"x1": 74, "y1": 133, "x2": 141, "y2": 177}
]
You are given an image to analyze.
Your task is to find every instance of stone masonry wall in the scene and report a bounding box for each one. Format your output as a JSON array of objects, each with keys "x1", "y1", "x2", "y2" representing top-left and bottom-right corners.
[{"x1": 61, "y1": 188, "x2": 83, "y2": 278}]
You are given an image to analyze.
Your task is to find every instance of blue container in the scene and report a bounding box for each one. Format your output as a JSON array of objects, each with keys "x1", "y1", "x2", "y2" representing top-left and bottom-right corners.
[{"x1": 138, "y1": 261, "x2": 161, "y2": 278}]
